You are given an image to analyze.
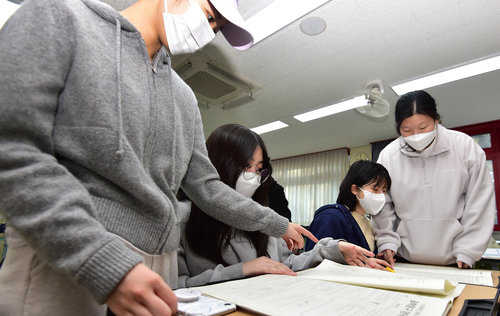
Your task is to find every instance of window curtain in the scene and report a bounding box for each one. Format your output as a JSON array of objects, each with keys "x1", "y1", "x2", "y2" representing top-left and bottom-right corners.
[{"x1": 271, "y1": 148, "x2": 349, "y2": 226}]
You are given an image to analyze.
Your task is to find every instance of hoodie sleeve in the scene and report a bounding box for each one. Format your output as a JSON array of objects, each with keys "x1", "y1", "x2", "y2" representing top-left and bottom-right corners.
[
  {"x1": 452, "y1": 141, "x2": 495, "y2": 266},
  {"x1": 0, "y1": 0, "x2": 142, "y2": 303},
  {"x1": 181, "y1": 111, "x2": 288, "y2": 238},
  {"x1": 278, "y1": 238, "x2": 345, "y2": 271},
  {"x1": 177, "y1": 241, "x2": 244, "y2": 288},
  {"x1": 372, "y1": 151, "x2": 401, "y2": 254}
]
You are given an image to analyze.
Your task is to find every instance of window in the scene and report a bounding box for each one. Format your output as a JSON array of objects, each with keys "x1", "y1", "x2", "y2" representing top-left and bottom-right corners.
[
  {"x1": 471, "y1": 133, "x2": 492, "y2": 149},
  {"x1": 271, "y1": 148, "x2": 349, "y2": 226}
]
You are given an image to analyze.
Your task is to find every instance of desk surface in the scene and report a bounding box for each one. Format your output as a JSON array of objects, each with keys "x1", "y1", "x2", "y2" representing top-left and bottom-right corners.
[
  {"x1": 448, "y1": 270, "x2": 500, "y2": 316},
  {"x1": 227, "y1": 271, "x2": 500, "y2": 316}
]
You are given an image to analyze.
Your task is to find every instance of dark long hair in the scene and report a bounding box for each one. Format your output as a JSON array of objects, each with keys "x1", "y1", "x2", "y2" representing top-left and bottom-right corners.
[
  {"x1": 394, "y1": 90, "x2": 441, "y2": 135},
  {"x1": 336, "y1": 160, "x2": 391, "y2": 212},
  {"x1": 185, "y1": 124, "x2": 272, "y2": 265}
]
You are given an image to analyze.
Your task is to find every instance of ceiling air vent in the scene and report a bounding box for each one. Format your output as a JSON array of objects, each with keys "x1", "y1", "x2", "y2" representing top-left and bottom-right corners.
[
  {"x1": 173, "y1": 54, "x2": 258, "y2": 110},
  {"x1": 185, "y1": 71, "x2": 236, "y2": 99}
]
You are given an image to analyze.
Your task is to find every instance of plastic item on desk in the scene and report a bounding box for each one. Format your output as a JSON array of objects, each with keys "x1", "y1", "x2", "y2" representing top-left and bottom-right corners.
[
  {"x1": 174, "y1": 288, "x2": 202, "y2": 302},
  {"x1": 482, "y1": 248, "x2": 500, "y2": 260},
  {"x1": 458, "y1": 276, "x2": 500, "y2": 316},
  {"x1": 177, "y1": 294, "x2": 236, "y2": 316}
]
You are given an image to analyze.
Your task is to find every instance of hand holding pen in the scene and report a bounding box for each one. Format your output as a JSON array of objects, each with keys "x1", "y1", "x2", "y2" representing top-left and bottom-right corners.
[
  {"x1": 338, "y1": 241, "x2": 391, "y2": 271},
  {"x1": 377, "y1": 249, "x2": 396, "y2": 267}
]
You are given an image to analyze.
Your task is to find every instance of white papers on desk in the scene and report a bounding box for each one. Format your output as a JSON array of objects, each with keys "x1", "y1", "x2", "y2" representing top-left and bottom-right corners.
[
  {"x1": 483, "y1": 248, "x2": 500, "y2": 260},
  {"x1": 393, "y1": 262, "x2": 493, "y2": 286},
  {"x1": 297, "y1": 259, "x2": 458, "y2": 295},
  {"x1": 196, "y1": 274, "x2": 464, "y2": 316}
]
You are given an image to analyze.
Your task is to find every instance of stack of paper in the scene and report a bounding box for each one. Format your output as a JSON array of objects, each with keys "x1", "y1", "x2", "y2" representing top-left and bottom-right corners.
[
  {"x1": 193, "y1": 259, "x2": 487, "y2": 316},
  {"x1": 297, "y1": 259, "x2": 459, "y2": 295},
  {"x1": 196, "y1": 274, "x2": 463, "y2": 316},
  {"x1": 392, "y1": 262, "x2": 493, "y2": 286}
]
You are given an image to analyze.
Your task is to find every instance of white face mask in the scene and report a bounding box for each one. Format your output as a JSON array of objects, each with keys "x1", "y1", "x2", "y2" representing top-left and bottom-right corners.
[
  {"x1": 163, "y1": 0, "x2": 216, "y2": 55},
  {"x1": 403, "y1": 125, "x2": 437, "y2": 151},
  {"x1": 235, "y1": 172, "x2": 261, "y2": 198},
  {"x1": 357, "y1": 188, "x2": 386, "y2": 216}
]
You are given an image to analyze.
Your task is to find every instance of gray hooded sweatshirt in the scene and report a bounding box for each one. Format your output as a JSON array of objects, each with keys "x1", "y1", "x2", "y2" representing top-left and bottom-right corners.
[
  {"x1": 178, "y1": 236, "x2": 346, "y2": 288},
  {"x1": 0, "y1": 0, "x2": 288, "y2": 303}
]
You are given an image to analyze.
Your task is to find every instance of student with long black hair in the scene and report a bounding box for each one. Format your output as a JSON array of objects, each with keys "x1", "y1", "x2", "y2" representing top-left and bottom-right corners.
[{"x1": 178, "y1": 124, "x2": 389, "y2": 288}]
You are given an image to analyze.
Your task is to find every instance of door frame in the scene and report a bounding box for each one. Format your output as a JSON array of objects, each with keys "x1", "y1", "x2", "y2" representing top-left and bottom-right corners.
[{"x1": 453, "y1": 119, "x2": 500, "y2": 231}]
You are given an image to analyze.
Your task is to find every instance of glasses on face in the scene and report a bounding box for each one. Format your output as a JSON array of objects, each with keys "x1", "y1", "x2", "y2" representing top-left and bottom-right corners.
[{"x1": 243, "y1": 163, "x2": 270, "y2": 184}]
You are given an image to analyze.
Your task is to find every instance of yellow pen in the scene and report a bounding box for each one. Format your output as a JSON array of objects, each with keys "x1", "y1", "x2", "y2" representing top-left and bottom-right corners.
[{"x1": 385, "y1": 266, "x2": 396, "y2": 273}]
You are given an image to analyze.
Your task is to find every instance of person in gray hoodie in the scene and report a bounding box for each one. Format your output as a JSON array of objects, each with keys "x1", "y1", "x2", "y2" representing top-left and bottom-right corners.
[{"x1": 0, "y1": 0, "x2": 317, "y2": 315}]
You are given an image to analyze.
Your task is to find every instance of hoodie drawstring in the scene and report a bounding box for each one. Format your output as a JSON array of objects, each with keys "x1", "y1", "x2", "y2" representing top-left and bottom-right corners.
[{"x1": 114, "y1": 18, "x2": 125, "y2": 160}]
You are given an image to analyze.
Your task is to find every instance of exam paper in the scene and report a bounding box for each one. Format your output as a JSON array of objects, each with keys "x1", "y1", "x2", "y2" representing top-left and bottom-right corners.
[
  {"x1": 297, "y1": 259, "x2": 458, "y2": 296},
  {"x1": 393, "y1": 262, "x2": 493, "y2": 286},
  {"x1": 196, "y1": 274, "x2": 463, "y2": 316}
]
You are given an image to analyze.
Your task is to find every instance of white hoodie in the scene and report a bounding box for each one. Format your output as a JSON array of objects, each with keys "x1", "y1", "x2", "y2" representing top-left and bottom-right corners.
[{"x1": 373, "y1": 124, "x2": 495, "y2": 267}]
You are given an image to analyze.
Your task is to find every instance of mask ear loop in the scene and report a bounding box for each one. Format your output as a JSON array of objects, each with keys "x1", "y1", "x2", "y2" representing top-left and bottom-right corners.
[
  {"x1": 358, "y1": 186, "x2": 365, "y2": 198},
  {"x1": 354, "y1": 186, "x2": 362, "y2": 202}
]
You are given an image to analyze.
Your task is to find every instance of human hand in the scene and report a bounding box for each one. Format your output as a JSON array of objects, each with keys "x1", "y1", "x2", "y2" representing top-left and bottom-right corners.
[
  {"x1": 339, "y1": 242, "x2": 391, "y2": 270},
  {"x1": 242, "y1": 256, "x2": 297, "y2": 277},
  {"x1": 281, "y1": 223, "x2": 318, "y2": 251},
  {"x1": 457, "y1": 261, "x2": 471, "y2": 269},
  {"x1": 338, "y1": 241, "x2": 375, "y2": 266},
  {"x1": 377, "y1": 249, "x2": 395, "y2": 267},
  {"x1": 106, "y1": 263, "x2": 178, "y2": 316},
  {"x1": 364, "y1": 257, "x2": 393, "y2": 271}
]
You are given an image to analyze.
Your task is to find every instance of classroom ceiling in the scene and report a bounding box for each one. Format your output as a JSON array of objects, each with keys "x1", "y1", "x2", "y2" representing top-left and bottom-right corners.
[{"x1": 104, "y1": 0, "x2": 500, "y2": 159}]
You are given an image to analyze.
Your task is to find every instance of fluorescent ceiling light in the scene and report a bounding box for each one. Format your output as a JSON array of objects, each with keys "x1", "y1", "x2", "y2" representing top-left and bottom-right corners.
[
  {"x1": 251, "y1": 121, "x2": 288, "y2": 135},
  {"x1": 0, "y1": 0, "x2": 19, "y2": 29},
  {"x1": 391, "y1": 55, "x2": 500, "y2": 96},
  {"x1": 293, "y1": 96, "x2": 366, "y2": 122},
  {"x1": 246, "y1": 0, "x2": 332, "y2": 45}
]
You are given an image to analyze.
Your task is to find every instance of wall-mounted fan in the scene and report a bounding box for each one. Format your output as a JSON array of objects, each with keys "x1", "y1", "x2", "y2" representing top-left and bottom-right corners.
[{"x1": 355, "y1": 80, "x2": 390, "y2": 118}]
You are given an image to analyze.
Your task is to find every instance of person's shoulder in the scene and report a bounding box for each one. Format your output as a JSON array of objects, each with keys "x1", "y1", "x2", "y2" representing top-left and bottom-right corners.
[
  {"x1": 26, "y1": 0, "x2": 99, "y2": 26},
  {"x1": 444, "y1": 126, "x2": 476, "y2": 143},
  {"x1": 314, "y1": 204, "x2": 346, "y2": 217},
  {"x1": 310, "y1": 205, "x2": 351, "y2": 231},
  {"x1": 378, "y1": 138, "x2": 402, "y2": 161},
  {"x1": 270, "y1": 179, "x2": 284, "y2": 191},
  {"x1": 16, "y1": 0, "x2": 75, "y2": 14},
  {"x1": 442, "y1": 126, "x2": 484, "y2": 154},
  {"x1": 47, "y1": 0, "x2": 87, "y2": 12}
]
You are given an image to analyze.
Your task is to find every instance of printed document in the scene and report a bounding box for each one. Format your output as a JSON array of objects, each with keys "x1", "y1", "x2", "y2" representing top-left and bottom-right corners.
[
  {"x1": 297, "y1": 259, "x2": 459, "y2": 295},
  {"x1": 393, "y1": 262, "x2": 493, "y2": 286},
  {"x1": 196, "y1": 274, "x2": 464, "y2": 316}
]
